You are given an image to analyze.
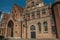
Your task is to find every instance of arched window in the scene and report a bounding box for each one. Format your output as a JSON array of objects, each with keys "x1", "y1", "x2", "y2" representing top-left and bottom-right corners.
[
  {"x1": 8, "y1": 20, "x2": 14, "y2": 37},
  {"x1": 43, "y1": 21, "x2": 48, "y2": 31},
  {"x1": 8, "y1": 20, "x2": 14, "y2": 28},
  {"x1": 30, "y1": 25, "x2": 35, "y2": 30},
  {"x1": 38, "y1": 22, "x2": 41, "y2": 31}
]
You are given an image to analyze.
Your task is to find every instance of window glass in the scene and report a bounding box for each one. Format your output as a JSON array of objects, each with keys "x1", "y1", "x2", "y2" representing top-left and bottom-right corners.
[
  {"x1": 30, "y1": 25, "x2": 35, "y2": 30},
  {"x1": 43, "y1": 21, "x2": 48, "y2": 31},
  {"x1": 38, "y1": 22, "x2": 41, "y2": 31},
  {"x1": 37, "y1": 10, "x2": 40, "y2": 18},
  {"x1": 42, "y1": 9, "x2": 46, "y2": 14},
  {"x1": 31, "y1": 2, "x2": 34, "y2": 7}
]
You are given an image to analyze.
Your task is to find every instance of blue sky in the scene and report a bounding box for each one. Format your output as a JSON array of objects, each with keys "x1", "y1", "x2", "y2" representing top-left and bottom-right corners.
[{"x1": 0, "y1": 0, "x2": 54, "y2": 14}]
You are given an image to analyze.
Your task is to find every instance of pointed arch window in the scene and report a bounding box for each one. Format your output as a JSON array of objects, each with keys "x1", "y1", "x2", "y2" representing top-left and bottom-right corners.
[
  {"x1": 38, "y1": 22, "x2": 41, "y2": 31},
  {"x1": 30, "y1": 25, "x2": 35, "y2": 30},
  {"x1": 8, "y1": 20, "x2": 14, "y2": 37},
  {"x1": 43, "y1": 21, "x2": 48, "y2": 31}
]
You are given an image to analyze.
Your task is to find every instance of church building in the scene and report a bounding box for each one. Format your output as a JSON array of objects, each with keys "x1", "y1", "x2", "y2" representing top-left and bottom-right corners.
[{"x1": 0, "y1": 0, "x2": 60, "y2": 40}]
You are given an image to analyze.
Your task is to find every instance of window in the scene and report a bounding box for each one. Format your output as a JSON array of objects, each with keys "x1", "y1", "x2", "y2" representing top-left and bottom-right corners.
[
  {"x1": 43, "y1": 21, "x2": 48, "y2": 31},
  {"x1": 36, "y1": 2, "x2": 39, "y2": 5},
  {"x1": 12, "y1": 14, "x2": 15, "y2": 19},
  {"x1": 37, "y1": 10, "x2": 40, "y2": 18},
  {"x1": 31, "y1": 12, "x2": 35, "y2": 19},
  {"x1": 42, "y1": 9, "x2": 46, "y2": 14},
  {"x1": 23, "y1": 15, "x2": 25, "y2": 18},
  {"x1": 30, "y1": 25, "x2": 35, "y2": 30},
  {"x1": 26, "y1": 12, "x2": 30, "y2": 20},
  {"x1": 27, "y1": 12, "x2": 30, "y2": 17},
  {"x1": 52, "y1": 26, "x2": 56, "y2": 34},
  {"x1": 27, "y1": 6, "x2": 30, "y2": 8},
  {"x1": 30, "y1": 25, "x2": 36, "y2": 38},
  {"x1": 32, "y1": 13, "x2": 35, "y2": 16},
  {"x1": 51, "y1": 17, "x2": 54, "y2": 24},
  {"x1": 36, "y1": 1, "x2": 39, "y2": 5},
  {"x1": 38, "y1": 22, "x2": 41, "y2": 32},
  {"x1": 22, "y1": 13, "x2": 25, "y2": 18},
  {"x1": 31, "y1": 2, "x2": 34, "y2": 7},
  {"x1": 16, "y1": 14, "x2": 19, "y2": 19},
  {"x1": 31, "y1": 32, "x2": 36, "y2": 38}
]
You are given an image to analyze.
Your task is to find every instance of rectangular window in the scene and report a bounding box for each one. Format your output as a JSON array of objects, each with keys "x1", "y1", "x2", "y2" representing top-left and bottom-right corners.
[
  {"x1": 36, "y1": 1, "x2": 39, "y2": 5},
  {"x1": 37, "y1": 10, "x2": 40, "y2": 18},
  {"x1": 38, "y1": 22, "x2": 41, "y2": 32},
  {"x1": 31, "y1": 2, "x2": 34, "y2": 7},
  {"x1": 27, "y1": 13, "x2": 30, "y2": 17},
  {"x1": 42, "y1": 9, "x2": 46, "y2": 15},
  {"x1": 31, "y1": 12, "x2": 35, "y2": 19},
  {"x1": 27, "y1": 6, "x2": 30, "y2": 8},
  {"x1": 27, "y1": 13, "x2": 30, "y2": 20},
  {"x1": 16, "y1": 14, "x2": 19, "y2": 19},
  {"x1": 45, "y1": 26, "x2": 48, "y2": 31},
  {"x1": 31, "y1": 32, "x2": 36, "y2": 38},
  {"x1": 52, "y1": 26, "x2": 56, "y2": 34}
]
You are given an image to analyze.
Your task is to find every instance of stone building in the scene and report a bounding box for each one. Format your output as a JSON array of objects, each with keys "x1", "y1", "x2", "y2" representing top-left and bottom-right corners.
[
  {"x1": 22, "y1": 0, "x2": 54, "y2": 39},
  {"x1": 0, "y1": 4, "x2": 23, "y2": 39},
  {"x1": 0, "y1": 0, "x2": 59, "y2": 40},
  {"x1": 5, "y1": 4, "x2": 23, "y2": 38}
]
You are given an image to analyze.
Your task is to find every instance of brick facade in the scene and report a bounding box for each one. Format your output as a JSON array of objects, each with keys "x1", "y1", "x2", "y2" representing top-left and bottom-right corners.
[{"x1": 52, "y1": 2, "x2": 60, "y2": 39}]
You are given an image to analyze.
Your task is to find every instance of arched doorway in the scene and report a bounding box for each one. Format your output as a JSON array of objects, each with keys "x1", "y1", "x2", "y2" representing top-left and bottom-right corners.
[
  {"x1": 30, "y1": 25, "x2": 36, "y2": 38},
  {"x1": 7, "y1": 20, "x2": 14, "y2": 37}
]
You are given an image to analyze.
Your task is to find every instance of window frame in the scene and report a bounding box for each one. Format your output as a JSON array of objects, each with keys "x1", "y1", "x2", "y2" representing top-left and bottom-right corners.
[
  {"x1": 38, "y1": 22, "x2": 41, "y2": 32},
  {"x1": 31, "y1": 2, "x2": 34, "y2": 7},
  {"x1": 30, "y1": 25, "x2": 35, "y2": 30},
  {"x1": 37, "y1": 10, "x2": 40, "y2": 18},
  {"x1": 42, "y1": 9, "x2": 46, "y2": 15},
  {"x1": 43, "y1": 21, "x2": 48, "y2": 32},
  {"x1": 31, "y1": 12, "x2": 35, "y2": 19}
]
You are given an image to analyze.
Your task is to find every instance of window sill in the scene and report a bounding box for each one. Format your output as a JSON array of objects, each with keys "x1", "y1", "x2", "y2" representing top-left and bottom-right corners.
[{"x1": 44, "y1": 31, "x2": 48, "y2": 33}]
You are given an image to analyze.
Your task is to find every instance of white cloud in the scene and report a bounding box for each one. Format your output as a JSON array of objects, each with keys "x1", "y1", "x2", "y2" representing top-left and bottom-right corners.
[{"x1": 0, "y1": 14, "x2": 4, "y2": 22}]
